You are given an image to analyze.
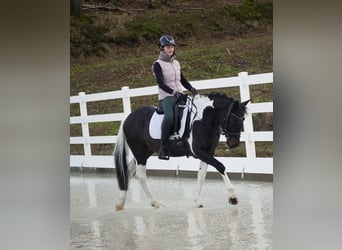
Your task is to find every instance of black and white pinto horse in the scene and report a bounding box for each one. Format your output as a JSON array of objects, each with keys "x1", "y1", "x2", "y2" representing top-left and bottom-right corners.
[{"x1": 114, "y1": 92, "x2": 249, "y2": 211}]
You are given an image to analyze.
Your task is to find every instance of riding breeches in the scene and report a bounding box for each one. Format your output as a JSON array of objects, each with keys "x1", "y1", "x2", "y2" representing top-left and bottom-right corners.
[{"x1": 159, "y1": 96, "x2": 177, "y2": 145}]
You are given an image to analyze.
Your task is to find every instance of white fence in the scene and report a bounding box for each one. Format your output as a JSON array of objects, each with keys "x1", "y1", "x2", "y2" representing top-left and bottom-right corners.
[{"x1": 70, "y1": 72, "x2": 273, "y2": 175}]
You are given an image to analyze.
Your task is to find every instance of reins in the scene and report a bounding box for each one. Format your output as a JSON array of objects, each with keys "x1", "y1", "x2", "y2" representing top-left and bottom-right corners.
[{"x1": 187, "y1": 96, "x2": 244, "y2": 138}]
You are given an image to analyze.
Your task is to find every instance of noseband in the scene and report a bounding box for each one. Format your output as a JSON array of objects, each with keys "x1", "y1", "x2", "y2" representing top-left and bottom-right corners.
[{"x1": 221, "y1": 102, "x2": 245, "y2": 138}]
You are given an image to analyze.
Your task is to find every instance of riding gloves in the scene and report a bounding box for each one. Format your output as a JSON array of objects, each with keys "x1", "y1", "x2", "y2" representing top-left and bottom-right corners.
[{"x1": 190, "y1": 87, "x2": 198, "y2": 95}]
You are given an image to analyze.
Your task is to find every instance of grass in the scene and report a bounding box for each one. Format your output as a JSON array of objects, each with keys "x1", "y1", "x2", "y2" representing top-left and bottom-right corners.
[{"x1": 71, "y1": 35, "x2": 272, "y2": 95}]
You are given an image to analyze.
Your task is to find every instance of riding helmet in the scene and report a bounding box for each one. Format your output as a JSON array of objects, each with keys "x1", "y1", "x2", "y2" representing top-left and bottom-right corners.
[{"x1": 159, "y1": 35, "x2": 176, "y2": 48}]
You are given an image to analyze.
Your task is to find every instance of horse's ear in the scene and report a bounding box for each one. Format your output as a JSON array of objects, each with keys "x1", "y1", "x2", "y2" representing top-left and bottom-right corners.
[
  {"x1": 233, "y1": 100, "x2": 240, "y2": 109},
  {"x1": 241, "y1": 100, "x2": 250, "y2": 106}
]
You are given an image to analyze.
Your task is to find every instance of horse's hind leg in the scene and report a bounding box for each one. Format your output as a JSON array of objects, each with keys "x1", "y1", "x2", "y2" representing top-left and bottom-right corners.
[
  {"x1": 115, "y1": 160, "x2": 136, "y2": 211},
  {"x1": 136, "y1": 164, "x2": 163, "y2": 208},
  {"x1": 193, "y1": 161, "x2": 208, "y2": 207},
  {"x1": 116, "y1": 190, "x2": 127, "y2": 211}
]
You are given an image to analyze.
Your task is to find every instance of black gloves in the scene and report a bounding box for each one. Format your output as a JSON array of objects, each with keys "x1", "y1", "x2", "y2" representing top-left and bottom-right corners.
[
  {"x1": 173, "y1": 88, "x2": 197, "y2": 99},
  {"x1": 190, "y1": 87, "x2": 198, "y2": 95}
]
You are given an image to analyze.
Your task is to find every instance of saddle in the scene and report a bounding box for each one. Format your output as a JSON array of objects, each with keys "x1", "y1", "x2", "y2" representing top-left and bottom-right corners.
[{"x1": 149, "y1": 96, "x2": 192, "y2": 140}]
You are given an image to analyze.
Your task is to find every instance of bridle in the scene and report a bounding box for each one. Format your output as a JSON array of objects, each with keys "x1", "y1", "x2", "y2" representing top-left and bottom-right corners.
[{"x1": 221, "y1": 102, "x2": 245, "y2": 138}]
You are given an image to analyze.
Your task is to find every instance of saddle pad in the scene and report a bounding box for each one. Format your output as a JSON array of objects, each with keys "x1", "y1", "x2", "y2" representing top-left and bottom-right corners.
[{"x1": 149, "y1": 106, "x2": 189, "y2": 140}]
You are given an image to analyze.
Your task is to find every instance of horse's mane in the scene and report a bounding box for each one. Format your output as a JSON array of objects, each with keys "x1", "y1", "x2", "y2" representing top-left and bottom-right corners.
[
  {"x1": 205, "y1": 92, "x2": 247, "y2": 113},
  {"x1": 206, "y1": 92, "x2": 232, "y2": 100}
]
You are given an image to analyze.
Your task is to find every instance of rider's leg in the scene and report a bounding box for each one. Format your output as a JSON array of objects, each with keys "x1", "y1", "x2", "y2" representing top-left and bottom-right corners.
[{"x1": 159, "y1": 96, "x2": 177, "y2": 160}]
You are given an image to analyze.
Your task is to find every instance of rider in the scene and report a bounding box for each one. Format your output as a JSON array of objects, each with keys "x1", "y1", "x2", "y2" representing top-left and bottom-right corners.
[{"x1": 152, "y1": 35, "x2": 198, "y2": 160}]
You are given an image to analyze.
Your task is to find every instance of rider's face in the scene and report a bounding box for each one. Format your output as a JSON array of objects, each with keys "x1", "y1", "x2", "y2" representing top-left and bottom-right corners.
[{"x1": 163, "y1": 45, "x2": 175, "y2": 56}]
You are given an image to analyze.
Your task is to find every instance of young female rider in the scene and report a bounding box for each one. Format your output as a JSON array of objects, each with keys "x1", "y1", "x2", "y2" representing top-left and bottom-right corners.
[{"x1": 152, "y1": 35, "x2": 197, "y2": 160}]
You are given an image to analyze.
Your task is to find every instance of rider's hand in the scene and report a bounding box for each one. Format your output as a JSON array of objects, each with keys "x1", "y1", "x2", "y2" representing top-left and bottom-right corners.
[
  {"x1": 173, "y1": 91, "x2": 184, "y2": 98},
  {"x1": 190, "y1": 87, "x2": 198, "y2": 95}
]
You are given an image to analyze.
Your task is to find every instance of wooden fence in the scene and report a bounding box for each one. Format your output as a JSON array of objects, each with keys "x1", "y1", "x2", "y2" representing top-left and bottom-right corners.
[{"x1": 70, "y1": 72, "x2": 273, "y2": 175}]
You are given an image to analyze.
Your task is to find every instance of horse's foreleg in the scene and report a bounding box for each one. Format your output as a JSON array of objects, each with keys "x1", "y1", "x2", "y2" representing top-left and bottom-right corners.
[
  {"x1": 195, "y1": 149, "x2": 238, "y2": 205},
  {"x1": 116, "y1": 190, "x2": 127, "y2": 211},
  {"x1": 221, "y1": 171, "x2": 238, "y2": 205},
  {"x1": 136, "y1": 164, "x2": 162, "y2": 208},
  {"x1": 194, "y1": 161, "x2": 208, "y2": 207}
]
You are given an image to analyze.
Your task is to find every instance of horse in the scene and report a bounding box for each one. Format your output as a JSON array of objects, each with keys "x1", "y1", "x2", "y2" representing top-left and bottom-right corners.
[{"x1": 114, "y1": 92, "x2": 249, "y2": 211}]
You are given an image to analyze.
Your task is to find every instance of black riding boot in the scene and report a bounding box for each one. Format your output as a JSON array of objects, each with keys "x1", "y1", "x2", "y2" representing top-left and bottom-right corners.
[
  {"x1": 158, "y1": 143, "x2": 169, "y2": 160},
  {"x1": 159, "y1": 121, "x2": 170, "y2": 160}
]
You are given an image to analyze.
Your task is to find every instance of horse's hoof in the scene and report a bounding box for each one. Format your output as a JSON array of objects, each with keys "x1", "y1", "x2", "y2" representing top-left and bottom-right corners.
[
  {"x1": 115, "y1": 204, "x2": 124, "y2": 211},
  {"x1": 151, "y1": 201, "x2": 162, "y2": 208},
  {"x1": 229, "y1": 197, "x2": 238, "y2": 205}
]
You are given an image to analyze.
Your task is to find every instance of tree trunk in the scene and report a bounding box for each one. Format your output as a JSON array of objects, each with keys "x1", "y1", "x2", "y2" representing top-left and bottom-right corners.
[{"x1": 70, "y1": 0, "x2": 83, "y2": 16}]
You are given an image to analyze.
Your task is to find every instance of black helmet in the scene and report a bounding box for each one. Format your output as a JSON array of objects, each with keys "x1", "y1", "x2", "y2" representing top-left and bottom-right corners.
[{"x1": 159, "y1": 35, "x2": 176, "y2": 48}]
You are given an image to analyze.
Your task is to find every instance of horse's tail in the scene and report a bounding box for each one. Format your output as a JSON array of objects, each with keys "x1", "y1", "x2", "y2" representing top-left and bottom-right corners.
[{"x1": 114, "y1": 121, "x2": 131, "y2": 191}]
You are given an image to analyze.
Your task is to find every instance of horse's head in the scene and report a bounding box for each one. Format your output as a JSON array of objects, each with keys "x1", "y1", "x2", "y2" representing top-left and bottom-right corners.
[
  {"x1": 223, "y1": 100, "x2": 249, "y2": 148},
  {"x1": 209, "y1": 93, "x2": 249, "y2": 149}
]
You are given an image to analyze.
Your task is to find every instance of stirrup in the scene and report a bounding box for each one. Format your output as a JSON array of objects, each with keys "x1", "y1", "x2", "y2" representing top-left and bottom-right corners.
[{"x1": 158, "y1": 154, "x2": 169, "y2": 160}]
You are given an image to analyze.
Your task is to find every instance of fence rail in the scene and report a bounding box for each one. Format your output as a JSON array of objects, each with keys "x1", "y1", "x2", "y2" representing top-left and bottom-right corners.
[{"x1": 70, "y1": 72, "x2": 273, "y2": 175}]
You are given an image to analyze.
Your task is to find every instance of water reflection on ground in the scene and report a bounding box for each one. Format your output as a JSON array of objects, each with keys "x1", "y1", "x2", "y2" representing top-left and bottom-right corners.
[{"x1": 71, "y1": 172, "x2": 273, "y2": 250}]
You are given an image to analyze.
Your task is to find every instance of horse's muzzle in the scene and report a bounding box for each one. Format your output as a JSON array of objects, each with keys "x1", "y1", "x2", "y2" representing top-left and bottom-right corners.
[{"x1": 227, "y1": 137, "x2": 240, "y2": 149}]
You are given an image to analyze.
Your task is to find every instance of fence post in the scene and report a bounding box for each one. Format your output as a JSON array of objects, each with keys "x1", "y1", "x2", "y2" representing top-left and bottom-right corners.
[
  {"x1": 79, "y1": 92, "x2": 92, "y2": 166},
  {"x1": 238, "y1": 72, "x2": 256, "y2": 167},
  {"x1": 121, "y1": 86, "x2": 131, "y2": 117}
]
